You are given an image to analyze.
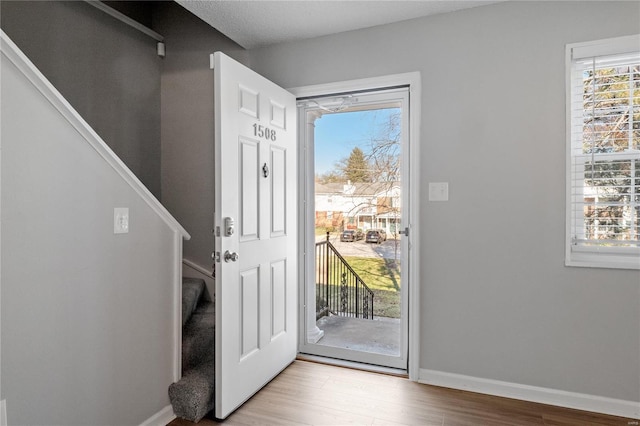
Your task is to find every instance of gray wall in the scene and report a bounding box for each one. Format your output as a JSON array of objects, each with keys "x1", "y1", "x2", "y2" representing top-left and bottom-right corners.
[
  {"x1": 153, "y1": 2, "x2": 247, "y2": 271},
  {"x1": 0, "y1": 0, "x2": 249, "y2": 269},
  {"x1": 248, "y1": 1, "x2": 640, "y2": 402},
  {"x1": 1, "y1": 39, "x2": 178, "y2": 425},
  {"x1": 0, "y1": 1, "x2": 162, "y2": 198}
]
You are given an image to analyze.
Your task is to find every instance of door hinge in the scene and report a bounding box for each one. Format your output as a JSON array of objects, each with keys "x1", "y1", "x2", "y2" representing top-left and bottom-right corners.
[{"x1": 215, "y1": 226, "x2": 220, "y2": 237}]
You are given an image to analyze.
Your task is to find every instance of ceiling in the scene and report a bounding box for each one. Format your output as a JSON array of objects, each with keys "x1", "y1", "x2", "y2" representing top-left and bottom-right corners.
[{"x1": 176, "y1": 1, "x2": 503, "y2": 50}]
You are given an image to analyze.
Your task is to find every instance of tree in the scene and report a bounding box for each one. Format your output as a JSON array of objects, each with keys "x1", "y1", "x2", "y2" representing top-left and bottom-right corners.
[
  {"x1": 366, "y1": 111, "x2": 401, "y2": 182},
  {"x1": 316, "y1": 170, "x2": 343, "y2": 184},
  {"x1": 339, "y1": 147, "x2": 371, "y2": 183},
  {"x1": 580, "y1": 63, "x2": 640, "y2": 242}
]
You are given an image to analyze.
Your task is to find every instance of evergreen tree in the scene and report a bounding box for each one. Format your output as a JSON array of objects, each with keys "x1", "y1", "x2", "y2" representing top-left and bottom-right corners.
[{"x1": 341, "y1": 147, "x2": 370, "y2": 182}]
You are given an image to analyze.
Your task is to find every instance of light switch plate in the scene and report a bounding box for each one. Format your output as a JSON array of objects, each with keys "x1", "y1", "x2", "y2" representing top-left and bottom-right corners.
[
  {"x1": 429, "y1": 182, "x2": 449, "y2": 201},
  {"x1": 114, "y1": 208, "x2": 129, "y2": 234}
]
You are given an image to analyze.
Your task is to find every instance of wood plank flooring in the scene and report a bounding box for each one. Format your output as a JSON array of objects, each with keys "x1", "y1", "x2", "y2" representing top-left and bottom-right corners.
[{"x1": 168, "y1": 360, "x2": 635, "y2": 426}]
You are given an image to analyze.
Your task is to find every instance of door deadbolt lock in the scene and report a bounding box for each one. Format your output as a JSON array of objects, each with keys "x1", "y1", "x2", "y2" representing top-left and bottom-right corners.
[
  {"x1": 224, "y1": 217, "x2": 235, "y2": 237},
  {"x1": 224, "y1": 250, "x2": 239, "y2": 262}
]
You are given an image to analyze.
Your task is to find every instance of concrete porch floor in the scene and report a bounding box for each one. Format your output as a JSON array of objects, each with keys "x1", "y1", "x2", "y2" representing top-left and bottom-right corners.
[{"x1": 315, "y1": 315, "x2": 401, "y2": 356}]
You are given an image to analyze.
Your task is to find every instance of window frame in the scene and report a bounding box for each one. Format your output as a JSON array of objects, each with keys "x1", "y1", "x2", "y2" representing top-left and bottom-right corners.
[{"x1": 565, "y1": 34, "x2": 640, "y2": 270}]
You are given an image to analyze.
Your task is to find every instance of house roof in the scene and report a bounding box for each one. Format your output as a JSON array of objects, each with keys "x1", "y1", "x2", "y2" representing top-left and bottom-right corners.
[{"x1": 315, "y1": 181, "x2": 400, "y2": 196}]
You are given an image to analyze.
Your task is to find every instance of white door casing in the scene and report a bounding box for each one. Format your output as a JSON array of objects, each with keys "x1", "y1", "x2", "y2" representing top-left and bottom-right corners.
[
  {"x1": 290, "y1": 72, "x2": 421, "y2": 380},
  {"x1": 214, "y1": 52, "x2": 297, "y2": 419},
  {"x1": 297, "y1": 88, "x2": 409, "y2": 370}
]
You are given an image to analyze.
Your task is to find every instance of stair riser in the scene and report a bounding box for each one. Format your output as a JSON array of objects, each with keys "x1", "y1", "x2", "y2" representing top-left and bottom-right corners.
[
  {"x1": 168, "y1": 359, "x2": 215, "y2": 422},
  {"x1": 182, "y1": 278, "x2": 206, "y2": 326},
  {"x1": 182, "y1": 304, "x2": 215, "y2": 371}
]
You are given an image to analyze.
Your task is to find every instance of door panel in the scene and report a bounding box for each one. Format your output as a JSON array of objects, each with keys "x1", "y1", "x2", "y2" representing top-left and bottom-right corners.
[
  {"x1": 214, "y1": 52, "x2": 297, "y2": 419},
  {"x1": 240, "y1": 267, "x2": 260, "y2": 358},
  {"x1": 270, "y1": 146, "x2": 287, "y2": 236},
  {"x1": 240, "y1": 138, "x2": 260, "y2": 241},
  {"x1": 271, "y1": 259, "x2": 287, "y2": 337}
]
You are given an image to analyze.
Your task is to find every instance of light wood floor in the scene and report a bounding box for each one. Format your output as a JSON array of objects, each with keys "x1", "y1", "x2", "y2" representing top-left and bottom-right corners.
[{"x1": 169, "y1": 360, "x2": 634, "y2": 425}]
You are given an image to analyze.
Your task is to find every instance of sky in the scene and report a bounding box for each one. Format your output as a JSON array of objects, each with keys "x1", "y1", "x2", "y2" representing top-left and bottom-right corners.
[{"x1": 314, "y1": 108, "x2": 399, "y2": 176}]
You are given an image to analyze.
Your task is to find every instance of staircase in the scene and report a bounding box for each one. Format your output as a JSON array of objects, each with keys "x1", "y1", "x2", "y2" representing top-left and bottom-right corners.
[{"x1": 168, "y1": 278, "x2": 215, "y2": 422}]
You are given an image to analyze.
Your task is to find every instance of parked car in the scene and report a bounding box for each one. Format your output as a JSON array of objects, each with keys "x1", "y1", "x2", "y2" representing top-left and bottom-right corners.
[
  {"x1": 340, "y1": 229, "x2": 363, "y2": 242},
  {"x1": 365, "y1": 229, "x2": 387, "y2": 244}
]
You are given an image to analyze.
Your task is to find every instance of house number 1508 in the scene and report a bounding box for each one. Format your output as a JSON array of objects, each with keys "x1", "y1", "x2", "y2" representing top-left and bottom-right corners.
[{"x1": 253, "y1": 123, "x2": 277, "y2": 141}]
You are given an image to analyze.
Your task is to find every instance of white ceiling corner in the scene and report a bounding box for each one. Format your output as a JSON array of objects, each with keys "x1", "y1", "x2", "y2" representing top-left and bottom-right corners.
[{"x1": 175, "y1": 1, "x2": 505, "y2": 50}]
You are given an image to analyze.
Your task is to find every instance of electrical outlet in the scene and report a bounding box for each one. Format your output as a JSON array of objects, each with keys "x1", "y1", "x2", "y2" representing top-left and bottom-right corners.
[{"x1": 114, "y1": 208, "x2": 129, "y2": 234}]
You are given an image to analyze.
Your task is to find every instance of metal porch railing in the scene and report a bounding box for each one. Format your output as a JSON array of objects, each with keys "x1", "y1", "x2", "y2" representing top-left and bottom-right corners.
[{"x1": 315, "y1": 233, "x2": 374, "y2": 320}]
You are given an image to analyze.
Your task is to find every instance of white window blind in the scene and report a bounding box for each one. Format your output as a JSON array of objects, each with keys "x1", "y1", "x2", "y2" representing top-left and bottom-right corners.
[{"x1": 567, "y1": 35, "x2": 640, "y2": 269}]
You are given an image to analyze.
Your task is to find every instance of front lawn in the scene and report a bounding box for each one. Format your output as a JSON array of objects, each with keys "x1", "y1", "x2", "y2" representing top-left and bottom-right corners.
[{"x1": 315, "y1": 256, "x2": 401, "y2": 319}]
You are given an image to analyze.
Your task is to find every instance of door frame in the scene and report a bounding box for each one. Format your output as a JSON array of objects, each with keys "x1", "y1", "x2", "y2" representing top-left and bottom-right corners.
[{"x1": 289, "y1": 72, "x2": 421, "y2": 381}]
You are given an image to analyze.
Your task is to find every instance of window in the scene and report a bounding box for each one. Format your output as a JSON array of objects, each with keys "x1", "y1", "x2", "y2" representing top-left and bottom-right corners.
[{"x1": 567, "y1": 35, "x2": 640, "y2": 269}]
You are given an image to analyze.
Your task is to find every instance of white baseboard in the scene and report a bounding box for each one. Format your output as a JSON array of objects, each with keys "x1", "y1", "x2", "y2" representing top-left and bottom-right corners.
[
  {"x1": 419, "y1": 369, "x2": 640, "y2": 420},
  {"x1": 139, "y1": 405, "x2": 175, "y2": 426},
  {"x1": 1, "y1": 400, "x2": 7, "y2": 426}
]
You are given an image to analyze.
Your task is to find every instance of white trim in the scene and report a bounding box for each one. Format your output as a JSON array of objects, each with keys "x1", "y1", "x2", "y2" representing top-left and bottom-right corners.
[
  {"x1": 0, "y1": 33, "x2": 3, "y2": 406},
  {"x1": 289, "y1": 71, "x2": 421, "y2": 379},
  {"x1": 306, "y1": 327, "x2": 324, "y2": 344},
  {"x1": 83, "y1": 1, "x2": 164, "y2": 42},
  {"x1": 290, "y1": 72, "x2": 420, "y2": 99},
  {"x1": 0, "y1": 31, "x2": 190, "y2": 240},
  {"x1": 565, "y1": 35, "x2": 640, "y2": 270},
  {"x1": 172, "y1": 233, "x2": 183, "y2": 382},
  {"x1": 183, "y1": 258, "x2": 213, "y2": 278},
  {"x1": 297, "y1": 354, "x2": 407, "y2": 377},
  {"x1": 565, "y1": 41, "x2": 574, "y2": 271},
  {"x1": 0, "y1": 400, "x2": 7, "y2": 426},
  {"x1": 570, "y1": 34, "x2": 640, "y2": 60},
  {"x1": 138, "y1": 405, "x2": 176, "y2": 426},
  {"x1": 407, "y1": 74, "x2": 421, "y2": 382},
  {"x1": 419, "y1": 369, "x2": 640, "y2": 420}
]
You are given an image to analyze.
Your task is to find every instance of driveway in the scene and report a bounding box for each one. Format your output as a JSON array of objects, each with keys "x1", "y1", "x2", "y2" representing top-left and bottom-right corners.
[{"x1": 316, "y1": 234, "x2": 402, "y2": 260}]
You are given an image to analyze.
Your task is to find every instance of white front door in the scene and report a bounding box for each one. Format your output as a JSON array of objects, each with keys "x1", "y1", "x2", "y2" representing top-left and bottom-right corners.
[{"x1": 213, "y1": 52, "x2": 297, "y2": 419}]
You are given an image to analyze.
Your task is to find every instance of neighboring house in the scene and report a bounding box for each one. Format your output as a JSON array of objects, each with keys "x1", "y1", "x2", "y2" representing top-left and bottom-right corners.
[{"x1": 315, "y1": 181, "x2": 401, "y2": 234}]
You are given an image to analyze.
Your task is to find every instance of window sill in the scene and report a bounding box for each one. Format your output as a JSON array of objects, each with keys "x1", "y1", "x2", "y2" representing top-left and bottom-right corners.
[{"x1": 566, "y1": 247, "x2": 640, "y2": 270}]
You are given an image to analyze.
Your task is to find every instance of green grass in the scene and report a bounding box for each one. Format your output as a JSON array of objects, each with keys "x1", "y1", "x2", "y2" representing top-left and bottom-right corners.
[
  {"x1": 343, "y1": 256, "x2": 401, "y2": 292},
  {"x1": 372, "y1": 288, "x2": 401, "y2": 319},
  {"x1": 345, "y1": 256, "x2": 401, "y2": 318}
]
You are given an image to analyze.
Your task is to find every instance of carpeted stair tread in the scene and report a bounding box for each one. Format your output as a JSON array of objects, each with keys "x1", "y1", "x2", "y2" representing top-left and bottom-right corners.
[
  {"x1": 182, "y1": 300, "x2": 215, "y2": 372},
  {"x1": 182, "y1": 278, "x2": 206, "y2": 326},
  {"x1": 168, "y1": 358, "x2": 215, "y2": 423},
  {"x1": 170, "y1": 277, "x2": 216, "y2": 422}
]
